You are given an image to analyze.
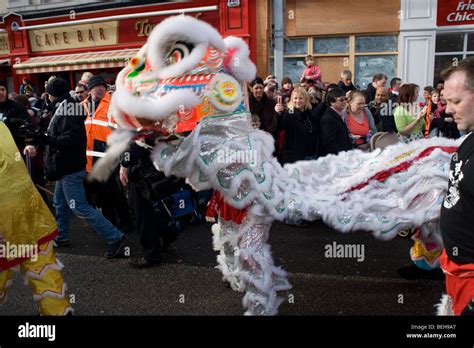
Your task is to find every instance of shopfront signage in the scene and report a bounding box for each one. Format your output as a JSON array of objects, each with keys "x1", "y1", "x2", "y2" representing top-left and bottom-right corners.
[
  {"x1": 0, "y1": 33, "x2": 9, "y2": 55},
  {"x1": 438, "y1": 0, "x2": 474, "y2": 26},
  {"x1": 118, "y1": 12, "x2": 219, "y2": 43},
  {"x1": 28, "y1": 21, "x2": 118, "y2": 52},
  {"x1": 227, "y1": 0, "x2": 240, "y2": 7}
]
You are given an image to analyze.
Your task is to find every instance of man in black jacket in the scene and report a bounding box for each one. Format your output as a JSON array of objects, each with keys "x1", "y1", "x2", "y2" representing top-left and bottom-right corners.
[
  {"x1": 438, "y1": 58, "x2": 474, "y2": 315},
  {"x1": 319, "y1": 88, "x2": 353, "y2": 156},
  {"x1": 364, "y1": 73, "x2": 387, "y2": 104},
  {"x1": 119, "y1": 141, "x2": 179, "y2": 268},
  {"x1": 24, "y1": 78, "x2": 127, "y2": 259},
  {"x1": 0, "y1": 80, "x2": 29, "y2": 150}
]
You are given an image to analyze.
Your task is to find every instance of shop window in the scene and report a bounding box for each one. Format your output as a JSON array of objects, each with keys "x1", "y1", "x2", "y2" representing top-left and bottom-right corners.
[
  {"x1": 436, "y1": 33, "x2": 464, "y2": 53},
  {"x1": 313, "y1": 37, "x2": 349, "y2": 54},
  {"x1": 269, "y1": 34, "x2": 398, "y2": 89},
  {"x1": 355, "y1": 55, "x2": 397, "y2": 90},
  {"x1": 284, "y1": 38, "x2": 307, "y2": 55},
  {"x1": 434, "y1": 55, "x2": 463, "y2": 85},
  {"x1": 356, "y1": 35, "x2": 398, "y2": 53},
  {"x1": 434, "y1": 32, "x2": 474, "y2": 84},
  {"x1": 467, "y1": 33, "x2": 474, "y2": 52},
  {"x1": 269, "y1": 57, "x2": 306, "y2": 84}
]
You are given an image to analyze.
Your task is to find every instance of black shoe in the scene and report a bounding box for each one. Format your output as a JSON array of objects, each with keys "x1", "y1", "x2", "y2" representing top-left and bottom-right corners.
[
  {"x1": 128, "y1": 257, "x2": 161, "y2": 269},
  {"x1": 53, "y1": 239, "x2": 71, "y2": 247},
  {"x1": 397, "y1": 265, "x2": 445, "y2": 280},
  {"x1": 104, "y1": 234, "x2": 128, "y2": 259}
]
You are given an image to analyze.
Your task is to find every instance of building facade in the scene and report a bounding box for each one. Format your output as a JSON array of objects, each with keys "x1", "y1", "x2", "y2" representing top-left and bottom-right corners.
[
  {"x1": 400, "y1": 0, "x2": 474, "y2": 90},
  {"x1": 1, "y1": 0, "x2": 256, "y2": 93},
  {"x1": 1, "y1": 0, "x2": 474, "y2": 95},
  {"x1": 260, "y1": 0, "x2": 474, "y2": 91}
]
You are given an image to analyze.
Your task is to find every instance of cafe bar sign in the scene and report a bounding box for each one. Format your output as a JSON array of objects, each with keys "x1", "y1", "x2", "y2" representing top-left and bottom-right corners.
[
  {"x1": 28, "y1": 21, "x2": 118, "y2": 52},
  {"x1": 438, "y1": 0, "x2": 474, "y2": 26}
]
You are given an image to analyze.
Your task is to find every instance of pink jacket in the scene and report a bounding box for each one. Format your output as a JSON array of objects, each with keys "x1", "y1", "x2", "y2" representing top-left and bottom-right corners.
[{"x1": 300, "y1": 65, "x2": 322, "y2": 85}]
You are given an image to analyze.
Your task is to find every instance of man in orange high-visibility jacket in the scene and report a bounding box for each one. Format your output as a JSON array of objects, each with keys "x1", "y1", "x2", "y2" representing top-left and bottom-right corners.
[
  {"x1": 83, "y1": 75, "x2": 133, "y2": 234},
  {"x1": 83, "y1": 75, "x2": 116, "y2": 172}
]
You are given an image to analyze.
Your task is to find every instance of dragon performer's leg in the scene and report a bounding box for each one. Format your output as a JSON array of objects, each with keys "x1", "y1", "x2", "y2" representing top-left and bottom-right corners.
[
  {"x1": 0, "y1": 269, "x2": 13, "y2": 306},
  {"x1": 214, "y1": 214, "x2": 291, "y2": 315},
  {"x1": 238, "y1": 218, "x2": 292, "y2": 315},
  {"x1": 212, "y1": 222, "x2": 243, "y2": 291},
  {"x1": 20, "y1": 241, "x2": 72, "y2": 315}
]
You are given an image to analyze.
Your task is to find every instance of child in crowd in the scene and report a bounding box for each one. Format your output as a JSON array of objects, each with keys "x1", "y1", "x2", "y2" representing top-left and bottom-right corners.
[
  {"x1": 251, "y1": 114, "x2": 261, "y2": 129},
  {"x1": 430, "y1": 88, "x2": 440, "y2": 114},
  {"x1": 338, "y1": 70, "x2": 356, "y2": 93},
  {"x1": 280, "y1": 77, "x2": 293, "y2": 100},
  {"x1": 300, "y1": 55, "x2": 322, "y2": 90}
]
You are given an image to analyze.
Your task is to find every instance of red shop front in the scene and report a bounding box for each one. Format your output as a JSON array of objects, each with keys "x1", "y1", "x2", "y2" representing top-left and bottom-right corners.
[
  {"x1": 0, "y1": 23, "x2": 13, "y2": 92},
  {"x1": 2, "y1": 0, "x2": 256, "y2": 94}
]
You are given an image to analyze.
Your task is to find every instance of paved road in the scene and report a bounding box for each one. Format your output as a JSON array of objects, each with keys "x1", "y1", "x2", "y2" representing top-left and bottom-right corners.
[{"x1": 1, "y1": 209, "x2": 446, "y2": 316}]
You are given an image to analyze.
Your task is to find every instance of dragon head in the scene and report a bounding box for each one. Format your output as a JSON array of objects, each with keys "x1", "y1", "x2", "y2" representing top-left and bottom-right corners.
[{"x1": 111, "y1": 15, "x2": 257, "y2": 139}]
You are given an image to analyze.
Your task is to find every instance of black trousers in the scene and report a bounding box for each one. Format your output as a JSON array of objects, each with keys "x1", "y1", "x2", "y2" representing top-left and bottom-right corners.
[
  {"x1": 127, "y1": 178, "x2": 163, "y2": 263},
  {"x1": 85, "y1": 167, "x2": 133, "y2": 233}
]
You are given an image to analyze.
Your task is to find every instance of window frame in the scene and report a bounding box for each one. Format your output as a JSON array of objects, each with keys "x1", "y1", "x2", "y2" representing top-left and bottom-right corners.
[
  {"x1": 434, "y1": 31, "x2": 474, "y2": 84},
  {"x1": 269, "y1": 33, "x2": 399, "y2": 87}
]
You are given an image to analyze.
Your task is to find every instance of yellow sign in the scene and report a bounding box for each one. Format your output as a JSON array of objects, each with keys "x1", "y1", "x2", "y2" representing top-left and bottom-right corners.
[
  {"x1": 29, "y1": 21, "x2": 118, "y2": 52},
  {"x1": 0, "y1": 33, "x2": 9, "y2": 55}
]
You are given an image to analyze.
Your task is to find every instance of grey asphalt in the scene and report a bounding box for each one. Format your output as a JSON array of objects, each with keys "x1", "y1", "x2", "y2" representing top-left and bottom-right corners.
[{"x1": 1, "y1": 215, "x2": 445, "y2": 316}]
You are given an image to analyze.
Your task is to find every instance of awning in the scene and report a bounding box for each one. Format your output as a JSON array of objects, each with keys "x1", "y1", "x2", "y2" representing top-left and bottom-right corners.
[
  {"x1": 13, "y1": 49, "x2": 138, "y2": 74},
  {"x1": 0, "y1": 59, "x2": 11, "y2": 66}
]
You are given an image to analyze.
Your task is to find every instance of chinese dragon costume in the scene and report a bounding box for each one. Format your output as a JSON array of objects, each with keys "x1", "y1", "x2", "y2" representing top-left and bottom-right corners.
[
  {"x1": 90, "y1": 15, "x2": 460, "y2": 315},
  {"x1": 0, "y1": 122, "x2": 72, "y2": 315}
]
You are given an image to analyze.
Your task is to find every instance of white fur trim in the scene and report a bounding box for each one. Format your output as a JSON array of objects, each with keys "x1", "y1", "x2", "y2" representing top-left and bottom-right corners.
[
  {"x1": 33, "y1": 282, "x2": 68, "y2": 302},
  {"x1": 436, "y1": 294, "x2": 454, "y2": 315},
  {"x1": 223, "y1": 36, "x2": 257, "y2": 82},
  {"x1": 147, "y1": 16, "x2": 225, "y2": 79},
  {"x1": 23, "y1": 260, "x2": 64, "y2": 285},
  {"x1": 113, "y1": 88, "x2": 201, "y2": 121},
  {"x1": 88, "y1": 129, "x2": 135, "y2": 182}
]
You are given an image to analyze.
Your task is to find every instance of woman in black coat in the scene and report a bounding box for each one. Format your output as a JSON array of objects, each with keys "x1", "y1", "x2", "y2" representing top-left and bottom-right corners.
[{"x1": 274, "y1": 87, "x2": 319, "y2": 164}]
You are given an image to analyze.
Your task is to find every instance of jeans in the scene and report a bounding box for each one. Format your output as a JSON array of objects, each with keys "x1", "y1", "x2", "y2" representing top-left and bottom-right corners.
[{"x1": 53, "y1": 169, "x2": 123, "y2": 244}]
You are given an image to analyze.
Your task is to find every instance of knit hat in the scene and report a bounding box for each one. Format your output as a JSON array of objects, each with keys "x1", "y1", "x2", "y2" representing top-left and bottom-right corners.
[
  {"x1": 87, "y1": 75, "x2": 107, "y2": 90},
  {"x1": 0, "y1": 80, "x2": 7, "y2": 90},
  {"x1": 46, "y1": 77, "x2": 69, "y2": 97}
]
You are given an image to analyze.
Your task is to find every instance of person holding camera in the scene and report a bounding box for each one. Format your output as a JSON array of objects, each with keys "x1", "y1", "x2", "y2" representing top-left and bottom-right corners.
[
  {"x1": 0, "y1": 80, "x2": 29, "y2": 150},
  {"x1": 23, "y1": 77, "x2": 127, "y2": 259}
]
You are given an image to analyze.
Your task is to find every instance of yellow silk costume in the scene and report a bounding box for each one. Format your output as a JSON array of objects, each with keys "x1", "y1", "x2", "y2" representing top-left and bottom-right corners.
[{"x1": 0, "y1": 122, "x2": 72, "y2": 315}]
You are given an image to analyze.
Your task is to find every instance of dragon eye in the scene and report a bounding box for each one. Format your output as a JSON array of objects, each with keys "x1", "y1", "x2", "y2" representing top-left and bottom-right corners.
[{"x1": 165, "y1": 42, "x2": 194, "y2": 66}]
